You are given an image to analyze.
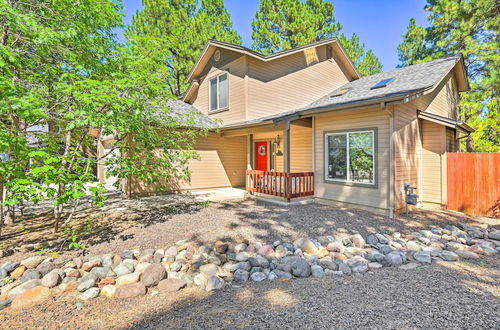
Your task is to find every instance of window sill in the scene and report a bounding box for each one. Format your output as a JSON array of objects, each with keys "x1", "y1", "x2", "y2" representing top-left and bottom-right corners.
[
  {"x1": 208, "y1": 107, "x2": 229, "y2": 115},
  {"x1": 324, "y1": 178, "x2": 378, "y2": 189}
]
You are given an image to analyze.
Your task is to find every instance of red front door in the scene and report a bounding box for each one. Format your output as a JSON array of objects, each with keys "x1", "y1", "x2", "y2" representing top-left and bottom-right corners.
[{"x1": 255, "y1": 141, "x2": 268, "y2": 171}]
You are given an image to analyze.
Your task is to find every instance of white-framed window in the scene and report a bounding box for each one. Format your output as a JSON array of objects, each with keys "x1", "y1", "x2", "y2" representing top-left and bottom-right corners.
[
  {"x1": 324, "y1": 130, "x2": 375, "y2": 185},
  {"x1": 209, "y1": 72, "x2": 228, "y2": 112}
]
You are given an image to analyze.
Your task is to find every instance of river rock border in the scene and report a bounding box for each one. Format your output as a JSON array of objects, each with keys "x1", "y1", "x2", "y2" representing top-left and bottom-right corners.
[{"x1": 1, "y1": 223, "x2": 499, "y2": 310}]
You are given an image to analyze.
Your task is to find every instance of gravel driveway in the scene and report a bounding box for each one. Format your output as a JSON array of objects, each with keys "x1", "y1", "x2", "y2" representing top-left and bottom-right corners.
[{"x1": 1, "y1": 199, "x2": 499, "y2": 328}]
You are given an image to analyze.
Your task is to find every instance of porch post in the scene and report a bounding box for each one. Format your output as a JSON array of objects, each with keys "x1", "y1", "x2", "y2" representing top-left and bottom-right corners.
[
  {"x1": 283, "y1": 121, "x2": 291, "y2": 202},
  {"x1": 247, "y1": 134, "x2": 253, "y2": 170},
  {"x1": 283, "y1": 121, "x2": 291, "y2": 173}
]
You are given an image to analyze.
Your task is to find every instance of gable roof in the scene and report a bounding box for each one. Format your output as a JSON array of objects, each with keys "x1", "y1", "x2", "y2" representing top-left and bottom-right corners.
[
  {"x1": 184, "y1": 38, "x2": 361, "y2": 98},
  {"x1": 221, "y1": 54, "x2": 469, "y2": 130},
  {"x1": 297, "y1": 54, "x2": 469, "y2": 113},
  {"x1": 153, "y1": 99, "x2": 219, "y2": 129}
]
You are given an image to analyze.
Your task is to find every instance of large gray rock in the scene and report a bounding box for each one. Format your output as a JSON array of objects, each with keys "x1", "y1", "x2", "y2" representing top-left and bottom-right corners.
[
  {"x1": 0, "y1": 268, "x2": 8, "y2": 279},
  {"x1": 90, "y1": 266, "x2": 112, "y2": 279},
  {"x1": 141, "y1": 264, "x2": 166, "y2": 287},
  {"x1": 346, "y1": 256, "x2": 369, "y2": 273},
  {"x1": 439, "y1": 251, "x2": 459, "y2": 261},
  {"x1": 272, "y1": 269, "x2": 293, "y2": 279},
  {"x1": 338, "y1": 262, "x2": 351, "y2": 275},
  {"x1": 120, "y1": 250, "x2": 135, "y2": 260},
  {"x1": 248, "y1": 255, "x2": 270, "y2": 268},
  {"x1": 80, "y1": 287, "x2": 100, "y2": 300},
  {"x1": 205, "y1": 275, "x2": 224, "y2": 291},
  {"x1": 36, "y1": 262, "x2": 56, "y2": 276},
  {"x1": 287, "y1": 257, "x2": 311, "y2": 277},
  {"x1": 383, "y1": 251, "x2": 404, "y2": 266},
  {"x1": 77, "y1": 277, "x2": 97, "y2": 292},
  {"x1": 113, "y1": 262, "x2": 134, "y2": 276},
  {"x1": 414, "y1": 251, "x2": 432, "y2": 264},
  {"x1": 311, "y1": 265, "x2": 325, "y2": 278},
  {"x1": 379, "y1": 245, "x2": 394, "y2": 255},
  {"x1": 21, "y1": 269, "x2": 41, "y2": 282},
  {"x1": 375, "y1": 234, "x2": 390, "y2": 244},
  {"x1": 0, "y1": 299, "x2": 12, "y2": 310},
  {"x1": 250, "y1": 272, "x2": 267, "y2": 282},
  {"x1": 234, "y1": 269, "x2": 249, "y2": 282},
  {"x1": 319, "y1": 257, "x2": 338, "y2": 271},
  {"x1": 366, "y1": 235, "x2": 379, "y2": 245},
  {"x1": 1, "y1": 261, "x2": 19, "y2": 273},
  {"x1": 488, "y1": 230, "x2": 500, "y2": 241}
]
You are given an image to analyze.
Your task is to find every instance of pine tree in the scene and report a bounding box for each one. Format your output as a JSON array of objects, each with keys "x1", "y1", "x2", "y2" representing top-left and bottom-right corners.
[
  {"x1": 128, "y1": 0, "x2": 241, "y2": 97},
  {"x1": 251, "y1": 0, "x2": 382, "y2": 75},
  {"x1": 397, "y1": 0, "x2": 499, "y2": 151}
]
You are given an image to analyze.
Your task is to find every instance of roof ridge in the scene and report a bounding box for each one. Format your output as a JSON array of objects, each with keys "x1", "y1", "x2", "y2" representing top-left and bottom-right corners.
[{"x1": 207, "y1": 37, "x2": 340, "y2": 59}]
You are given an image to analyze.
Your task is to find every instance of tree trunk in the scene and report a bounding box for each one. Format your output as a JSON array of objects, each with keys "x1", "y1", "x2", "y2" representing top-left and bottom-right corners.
[{"x1": 466, "y1": 135, "x2": 475, "y2": 152}]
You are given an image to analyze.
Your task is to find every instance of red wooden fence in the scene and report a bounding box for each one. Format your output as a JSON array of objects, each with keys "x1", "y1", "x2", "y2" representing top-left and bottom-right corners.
[{"x1": 447, "y1": 153, "x2": 500, "y2": 217}]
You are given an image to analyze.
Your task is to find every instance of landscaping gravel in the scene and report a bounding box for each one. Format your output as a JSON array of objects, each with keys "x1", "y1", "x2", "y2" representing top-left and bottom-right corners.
[{"x1": 0, "y1": 257, "x2": 498, "y2": 329}]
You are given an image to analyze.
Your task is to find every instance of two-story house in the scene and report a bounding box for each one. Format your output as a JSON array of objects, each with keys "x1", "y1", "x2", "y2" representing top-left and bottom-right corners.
[{"x1": 99, "y1": 38, "x2": 472, "y2": 217}]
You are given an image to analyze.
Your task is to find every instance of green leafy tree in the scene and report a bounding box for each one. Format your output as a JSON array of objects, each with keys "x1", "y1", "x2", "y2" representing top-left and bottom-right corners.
[
  {"x1": 0, "y1": 0, "x2": 210, "y2": 235},
  {"x1": 397, "y1": 0, "x2": 499, "y2": 151},
  {"x1": 251, "y1": 0, "x2": 382, "y2": 75},
  {"x1": 339, "y1": 34, "x2": 383, "y2": 76},
  {"x1": 128, "y1": 0, "x2": 241, "y2": 97}
]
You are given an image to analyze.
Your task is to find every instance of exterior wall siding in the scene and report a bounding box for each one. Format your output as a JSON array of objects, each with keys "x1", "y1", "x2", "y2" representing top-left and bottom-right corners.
[
  {"x1": 393, "y1": 102, "x2": 421, "y2": 211},
  {"x1": 246, "y1": 45, "x2": 350, "y2": 120},
  {"x1": 128, "y1": 133, "x2": 247, "y2": 196},
  {"x1": 415, "y1": 74, "x2": 460, "y2": 119},
  {"x1": 191, "y1": 49, "x2": 247, "y2": 125},
  {"x1": 313, "y1": 108, "x2": 390, "y2": 214},
  {"x1": 421, "y1": 120, "x2": 445, "y2": 205}
]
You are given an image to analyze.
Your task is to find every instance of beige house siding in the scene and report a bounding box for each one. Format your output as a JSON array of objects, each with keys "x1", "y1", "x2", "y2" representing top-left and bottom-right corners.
[
  {"x1": 127, "y1": 133, "x2": 247, "y2": 196},
  {"x1": 291, "y1": 125, "x2": 313, "y2": 172},
  {"x1": 191, "y1": 49, "x2": 247, "y2": 125},
  {"x1": 313, "y1": 108, "x2": 390, "y2": 214},
  {"x1": 421, "y1": 120, "x2": 445, "y2": 205},
  {"x1": 416, "y1": 74, "x2": 460, "y2": 119},
  {"x1": 393, "y1": 102, "x2": 421, "y2": 211},
  {"x1": 246, "y1": 45, "x2": 350, "y2": 120}
]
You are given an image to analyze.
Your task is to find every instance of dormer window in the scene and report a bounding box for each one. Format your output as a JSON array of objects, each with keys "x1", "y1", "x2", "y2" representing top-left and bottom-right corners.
[{"x1": 209, "y1": 73, "x2": 228, "y2": 112}]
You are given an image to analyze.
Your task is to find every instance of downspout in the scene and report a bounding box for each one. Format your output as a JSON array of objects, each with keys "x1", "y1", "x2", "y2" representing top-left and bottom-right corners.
[{"x1": 382, "y1": 103, "x2": 395, "y2": 218}]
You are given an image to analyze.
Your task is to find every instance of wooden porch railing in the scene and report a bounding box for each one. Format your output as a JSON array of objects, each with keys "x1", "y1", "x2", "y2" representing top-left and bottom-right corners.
[{"x1": 245, "y1": 170, "x2": 314, "y2": 199}]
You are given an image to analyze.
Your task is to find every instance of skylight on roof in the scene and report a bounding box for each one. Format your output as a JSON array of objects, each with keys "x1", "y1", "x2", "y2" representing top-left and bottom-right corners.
[
  {"x1": 371, "y1": 78, "x2": 394, "y2": 89},
  {"x1": 330, "y1": 88, "x2": 350, "y2": 97}
]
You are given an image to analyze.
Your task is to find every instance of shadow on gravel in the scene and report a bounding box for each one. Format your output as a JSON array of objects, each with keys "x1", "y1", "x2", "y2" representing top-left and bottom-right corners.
[{"x1": 129, "y1": 257, "x2": 500, "y2": 329}]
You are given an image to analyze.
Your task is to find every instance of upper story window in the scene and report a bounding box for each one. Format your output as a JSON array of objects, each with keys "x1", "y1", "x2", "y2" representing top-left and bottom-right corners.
[
  {"x1": 209, "y1": 73, "x2": 228, "y2": 112},
  {"x1": 325, "y1": 130, "x2": 376, "y2": 185}
]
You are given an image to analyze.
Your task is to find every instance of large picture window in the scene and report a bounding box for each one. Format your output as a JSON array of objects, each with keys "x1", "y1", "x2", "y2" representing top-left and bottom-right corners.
[
  {"x1": 325, "y1": 130, "x2": 375, "y2": 184},
  {"x1": 209, "y1": 73, "x2": 228, "y2": 112}
]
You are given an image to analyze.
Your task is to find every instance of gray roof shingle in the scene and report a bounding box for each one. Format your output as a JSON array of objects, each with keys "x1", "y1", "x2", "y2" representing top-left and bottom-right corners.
[
  {"x1": 299, "y1": 55, "x2": 462, "y2": 112},
  {"x1": 222, "y1": 55, "x2": 463, "y2": 129},
  {"x1": 152, "y1": 99, "x2": 219, "y2": 129}
]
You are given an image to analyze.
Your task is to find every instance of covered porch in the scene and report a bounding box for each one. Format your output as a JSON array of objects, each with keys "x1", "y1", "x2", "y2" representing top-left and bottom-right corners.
[{"x1": 221, "y1": 117, "x2": 315, "y2": 200}]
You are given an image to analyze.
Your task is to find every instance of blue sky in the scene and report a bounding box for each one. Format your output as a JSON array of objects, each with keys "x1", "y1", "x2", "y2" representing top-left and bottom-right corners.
[{"x1": 121, "y1": 0, "x2": 429, "y2": 70}]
